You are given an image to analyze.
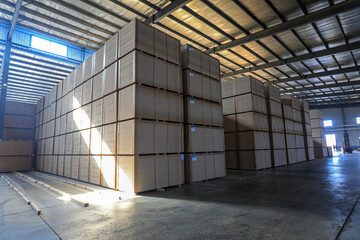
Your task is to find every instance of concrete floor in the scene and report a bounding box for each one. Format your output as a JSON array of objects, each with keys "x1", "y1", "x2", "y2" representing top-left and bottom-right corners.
[{"x1": 1, "y1": 153, "x2": 360, "y2": 240}]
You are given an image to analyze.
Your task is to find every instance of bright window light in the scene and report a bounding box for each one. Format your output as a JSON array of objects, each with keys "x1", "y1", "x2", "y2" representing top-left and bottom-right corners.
[
  {"x1": 31, "y1": 36, "x2": 67, "y2": 56},
  {"x1": 356, "y1": 117, "x2": 360, "y2": 124},
  {"x1": 323, "y1": 120, "x2": 333, "y2": 127}
]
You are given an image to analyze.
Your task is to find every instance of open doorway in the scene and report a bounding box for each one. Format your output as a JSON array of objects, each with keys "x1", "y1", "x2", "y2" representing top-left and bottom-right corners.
[{"x1": 326, "y1": 134, "x2": 336, "y2": 150}]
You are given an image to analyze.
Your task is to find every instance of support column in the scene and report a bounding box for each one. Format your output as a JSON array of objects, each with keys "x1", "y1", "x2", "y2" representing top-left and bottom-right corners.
[{"x1": 0, "y1": 41, "x2": 12, "y2": 139}]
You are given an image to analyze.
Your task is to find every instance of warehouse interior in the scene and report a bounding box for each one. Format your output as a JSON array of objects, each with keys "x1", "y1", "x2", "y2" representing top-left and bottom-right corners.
[{"x1": 1, "y1": 0, "x2": 360, "y2": 239}]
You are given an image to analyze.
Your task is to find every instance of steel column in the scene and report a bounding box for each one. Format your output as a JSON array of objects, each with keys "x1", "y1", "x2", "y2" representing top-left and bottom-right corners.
[{"x1": 0, "y1": 0, "x2": 22, "y2": 139}]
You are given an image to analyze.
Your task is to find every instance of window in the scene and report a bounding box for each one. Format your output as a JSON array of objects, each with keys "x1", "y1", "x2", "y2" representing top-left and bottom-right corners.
[
  {"x1": 31, "y1": 36, "x2": 67, "y2": 56},
  {"x1": 323, "y1": 120, "x2": 333, "y2": 127},
  {"x1": 357, "y1": 117, "x2": 360, "y2": 124}
]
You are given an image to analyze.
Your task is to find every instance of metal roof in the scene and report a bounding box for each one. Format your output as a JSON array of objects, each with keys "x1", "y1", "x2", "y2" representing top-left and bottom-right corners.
[{"x1": 0, "y1": 0, "x2": 360, "y2": 107}]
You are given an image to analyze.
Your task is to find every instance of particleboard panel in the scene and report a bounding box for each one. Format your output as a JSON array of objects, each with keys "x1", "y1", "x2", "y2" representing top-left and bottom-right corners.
[
  {"x1": 238, "y1": 150, "x2": 272, "y2": 170},
  {"x1": 102, "y1": 124, "x2": 117, "y2": 155},
  {"x1": 104, "y1": 62, "x2": 117, "y2": 95},
  {"x1": 92, "y1": 72, "x2": 104, "y2": 101},
  {"x1": 58, "y1": 155, "x2": 64, "y2": 176},
  {"x1": 65, "y1": 133, "x2": 73, "y2": 155},
  {"x1": 71, "y1": 156, "x2": 80, "y2": 180},
  {"x1": 72, "y1": 131, "x2": 81, "y2": 154},
  {"x1": 101, "y1": 155, "x2": 116, "y2": 189},
  {"x1": 74, "y1": 87, "x2": 82, "y2": 109},
  {"x1": 82, "y1": 79, "x2": 92, "y2": 105},
  {"x1": 155, "y1": 156, "x2": 168, "y2": 189},
  {"x1": 117, "y1": 156, "x2": 135, "y2": 193},
  {"x1": 154, "y1": 122, "x2": 168, "y2": 154},
  {"x1": 89, "y1": 155, "x2": 101, "y2": 185},
  {"x1": 105, "y1": 32, "x2": 118, "y2": 68},
  {"x1": 90, "y1": 127, "x2": 102, "y2": 155},
  {"x1": 236, "y1": 112, "x2": 269, "y2": 132},
  {"x1": 81, "y1": 104, "x2": 92, "y2": 130},
  {"x1": 58, "y1": 135, "x2": 66, "y2": 154},
  {"x1": 91, "y1": 99, "x2": 103, "y2": 127},
  {"x1": 237, "y1": 131, "x2": 270, "y2": 150},
  {"x1": 79, "y1": 129, "x2": 91, "y2": 155},
  {"x1": 70, "y1": 108, "x2": 82, "y2": 131},
  {"x1": 235, "y1": 93, "x2": 267, "y2": 114},
  {"x1": 167, "y1": 123, "x2": 183, "y2": 153},
  {"x1": 83, "y1": 55, "x2": 93, "y2": 82},
  {"x1": 64, "y1": 155, "x2": 71, "y2": 177},
  {"x1": 135, "y1": 156, "x2": 155, "y2": 192},
  {"x1": 94, "y1": 45, "x2": 104, "y2": 75},
  {"x1": 117, "y1": 120, "x2": 134, "y2": 155},
  {"x1": 66, "y1": 112, "x2": 74, "y2": 133},
  {"x1": 79, "y1": 156, "x2": 89, "y2": 182},
  {"x1": 119, "y1": 19, "x2": 154, "y2": 58},
  {"x1": 103, "y1": 92, "x2": 117, "y2": 125}
]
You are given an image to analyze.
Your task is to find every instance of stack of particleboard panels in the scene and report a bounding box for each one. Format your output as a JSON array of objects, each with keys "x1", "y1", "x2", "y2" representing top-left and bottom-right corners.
[
  {"x1": 0, "y1": 140, "x2": 33, "y2": 172},
  {"x1": 117, "y1": 20, "x2": 183, "y2": 192},
  {"x1": 35, "y1": 19, "x2": 184, "y2": 193},
  {"x1": 300, "y1": 100, "x2": 315, "y2": 160},
  {"x1": 264, "y1": 84, "x2": 287, "y2": 167},
  {"x1": 35, "y1": 85, "x2": 57, "y2": 175},
  {"x1": 3, "y1": 101, "x2": 36, "y2": 140},
  {"x1": 181, "y1": 44, "x2": 225, "y2": 183},
  {"x1": 282, "y1": 96, "x2": 306, "y2": 163},
  {"x1": 309, "y1": 109, "x2": 328, "y2": 158},
  {"x1": 281, "y1": 100, "x2": 297, "y2": 164},
  {"x1": 222, "y1": 76, "x2": 271, "y2": 170}
]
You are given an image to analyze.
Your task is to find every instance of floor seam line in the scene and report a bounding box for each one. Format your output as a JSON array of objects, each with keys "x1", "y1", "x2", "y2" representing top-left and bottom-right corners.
[
  {"x1": 39, "y1": 214, "x2": 62, "y2": 240},
  {"x1": 335, "y1": 192, "x2": 360, "y2": 240}
]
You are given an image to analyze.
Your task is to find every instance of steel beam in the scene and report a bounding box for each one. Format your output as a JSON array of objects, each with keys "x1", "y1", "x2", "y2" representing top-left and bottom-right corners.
[
  {"x1": 8, "y1": 68, "x2": 64, "y2": 81},
  {"x1": 22, "y1": 0, "x2": 113, "y2": 36},
  {"x1": 1, "y1": 17, "x2": 98, "y2": 52},
  {"x1": 9, "y1": 73, "x2": 61, "y2": 84},
  {"x1": 205, "y1": 0, "x2": 360, "y2": 54},
  {"x1": 310, "y1": 100, "x2": 360, "y2": 109},
  {"x1": 145, "y1": 0, "x2": 192, "y2": 24},
  {"x1": 0, "y1": 8, "x2": 102, "y2": 46},
  {"x1": 50, "y1": 0, "x2": 123, "y2": 29},
  {"x1": 281, "y1": 80, "x2": 360, "y2": 93},
  {"x1": 7, "y1": 87, "x2": 47, "y2": 96},
  {"x1": 7, "y1": 82, "x2": 53, "y2": 91},
  {"x1": 0, "y1": 0, "x2": 22, "y2": 139},
  {"x1": 7, "y1": 0, "x2": 22, "y2": 40},
  {"x1": 109, "y1": 0, "x2": 147, "y2": 19},
  {"x1": 9, "y1": 58, "x2": 72, "y2": 74},
  {"x1": 222, "y1": 41, "x2": 360, "y2": 78},
  {"x1": 302, "y1": 90, "x2": 360, "y2": 99},
  {"x1": 79, "y1": 0, "x2": 130, "y2": 23},
  {"x1": 9, "y1": 78, "x2": 55, "y2": 88},
  {"x1": 272, "y1": 65, "x2": 360, "y2": 84},
  {"x1": 9, "y1": 64, "x2": 68, "y2": 78},
  {"x1": 0, "y1": 0, "x2": 108, "y2": 42},
  {"x1": 9, "y1": 52, "x2": 76, "y2": 69}
]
